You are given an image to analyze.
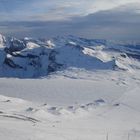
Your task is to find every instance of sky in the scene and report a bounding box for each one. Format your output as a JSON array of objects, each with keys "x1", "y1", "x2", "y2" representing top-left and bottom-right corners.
[{"x1": 0, "y1": 0, "x2": 140, "y2": 40}]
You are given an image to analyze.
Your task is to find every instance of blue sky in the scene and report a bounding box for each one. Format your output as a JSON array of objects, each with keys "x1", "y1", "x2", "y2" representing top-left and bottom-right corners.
[{"x1": 0, "y1": 0, "x2": 140, "y2": 40}]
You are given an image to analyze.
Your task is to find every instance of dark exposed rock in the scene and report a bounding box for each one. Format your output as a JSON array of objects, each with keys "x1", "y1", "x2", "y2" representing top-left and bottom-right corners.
[
  {"x1": 49, "y1": 50, "x2": 57, "y2": 61},
  {"x1": 48, "y1": 62, "x2": 63, "y2": 73},
  {"x1": 120, "y1": 53, "x2": 127, "y2": 58},
  {"x1": 27, "y1": 54, "x2": 39, "y2": 58},
  {"x1": 4, "y1": 58, "x2": 23, "y2": 69},
  {"x1": 9, "y1": 38, "x2": 26, "y2": 52}
]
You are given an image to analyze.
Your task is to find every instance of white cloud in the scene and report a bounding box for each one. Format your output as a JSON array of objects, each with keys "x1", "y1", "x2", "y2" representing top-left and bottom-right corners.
[
  {"x1": 0, "y1": 0, "x2": 140, "y2": 21},
  {"x1": 0, "y1": 0, "x2": 140, "y2": 41},
  {"x1": 27, "y1": 0, "x2": 140, "y2": 19}
]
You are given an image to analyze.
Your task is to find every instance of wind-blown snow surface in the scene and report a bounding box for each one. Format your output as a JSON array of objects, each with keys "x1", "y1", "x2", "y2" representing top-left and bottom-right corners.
[{"x1": 0, "y1": 34, "x2": 140, "y2": 140}]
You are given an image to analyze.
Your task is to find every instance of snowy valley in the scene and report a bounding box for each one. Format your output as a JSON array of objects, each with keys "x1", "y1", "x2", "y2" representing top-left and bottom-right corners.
[{"x1": 0, "y1": 34, "x2": 140, "y2": 140}]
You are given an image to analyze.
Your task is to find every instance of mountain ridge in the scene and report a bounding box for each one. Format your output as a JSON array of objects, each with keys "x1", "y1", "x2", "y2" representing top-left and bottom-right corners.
[{"x1": 0, "y1": 34, "x2": 140, "y2": 78}]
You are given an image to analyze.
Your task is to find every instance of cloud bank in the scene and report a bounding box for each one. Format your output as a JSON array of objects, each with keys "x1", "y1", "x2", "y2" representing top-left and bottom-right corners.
[{"x1": 0, "y1": 0, "x2": 140, "y2": 41}]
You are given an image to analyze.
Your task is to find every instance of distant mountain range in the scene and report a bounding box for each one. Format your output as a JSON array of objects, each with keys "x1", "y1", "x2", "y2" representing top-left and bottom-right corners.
[{"x1": 0, "y1": 34, "x2": 140, "y2": 78}]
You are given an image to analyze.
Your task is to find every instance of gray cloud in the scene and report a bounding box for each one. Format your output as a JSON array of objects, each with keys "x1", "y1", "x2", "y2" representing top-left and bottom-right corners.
[
  {"x1": 0, "y1": 0, "x2": 140, "y2": 21},
  {"x1": 0, "y1": 3, "x2": 140, "y2": 41}
]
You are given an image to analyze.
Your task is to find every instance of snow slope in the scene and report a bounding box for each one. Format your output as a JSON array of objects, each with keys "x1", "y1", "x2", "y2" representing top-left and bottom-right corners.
[
  {"x1": 0, "y1": 83, "x2": 140, "y2": 140},
  {"x1": 0, "y1": 34, "x2": 140, "y2": 140},
  {"x1": 0, "y1": 68, "x2": 140, "y2": 140}
]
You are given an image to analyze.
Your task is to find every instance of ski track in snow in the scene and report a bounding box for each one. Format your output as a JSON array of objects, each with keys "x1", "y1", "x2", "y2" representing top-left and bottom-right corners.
[
  {"x1": 0, "y1": 34, "x2": 140, "y2": 139},
  {"x1": 0, "y1": 69, "x2": 140, "y2": 140}
]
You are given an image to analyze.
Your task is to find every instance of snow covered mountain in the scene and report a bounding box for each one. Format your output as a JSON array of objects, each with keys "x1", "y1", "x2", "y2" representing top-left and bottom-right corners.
[
  {"x1": 0, "y1": 34, "x2": 140, "y2": 140},
  {"x1": 0, "y1": 34, "x2": 140, "y2": 78}
]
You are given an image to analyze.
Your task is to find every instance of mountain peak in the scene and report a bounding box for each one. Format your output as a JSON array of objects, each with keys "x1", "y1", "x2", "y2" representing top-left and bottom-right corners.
[{"x1": 0, "y1": 35, "x2": 139, "y2": 78}]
